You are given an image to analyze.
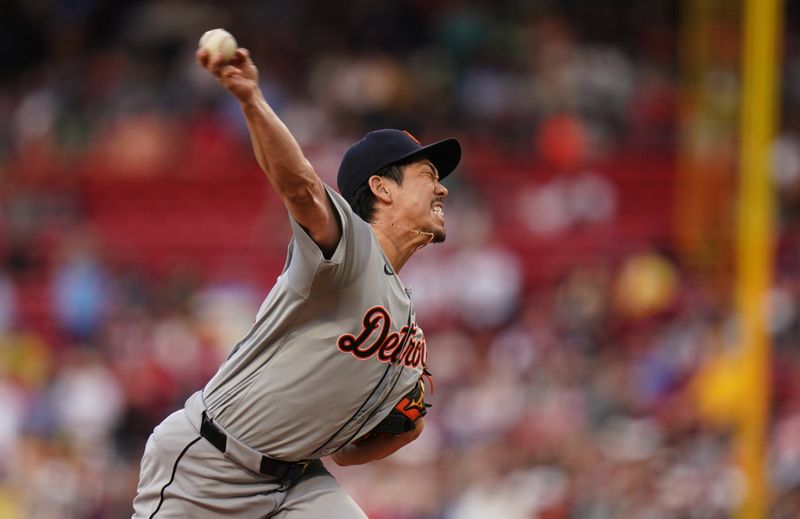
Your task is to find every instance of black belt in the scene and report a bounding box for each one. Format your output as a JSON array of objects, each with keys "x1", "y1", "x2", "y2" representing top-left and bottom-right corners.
[{"x1": 200, "y1": 412, "x2": 311, "y2": 481}]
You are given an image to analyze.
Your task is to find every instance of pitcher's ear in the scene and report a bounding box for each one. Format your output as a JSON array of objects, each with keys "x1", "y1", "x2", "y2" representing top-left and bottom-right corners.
[{"x1": 368, "y1": 175, "x2": 394, "y2": 204}]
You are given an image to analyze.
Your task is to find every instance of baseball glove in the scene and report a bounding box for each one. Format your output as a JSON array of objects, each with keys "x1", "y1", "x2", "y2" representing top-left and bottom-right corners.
[{"x1": 360, "y1": 378, "x2": 430, "y2": 440}]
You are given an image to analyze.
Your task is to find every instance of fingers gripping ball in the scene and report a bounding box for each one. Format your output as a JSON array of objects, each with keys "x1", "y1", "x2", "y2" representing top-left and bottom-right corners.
[{"x1": 199, "y1": 28, "x2": 237, "y2": 62}]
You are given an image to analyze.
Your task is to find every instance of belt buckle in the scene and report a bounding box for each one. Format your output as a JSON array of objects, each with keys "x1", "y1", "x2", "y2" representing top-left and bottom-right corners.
[
  {"x1": 296, "y1": 459, "x2": 311, "y2": 476},
  {"x1": 288, "y1": 460, "x2": 311, "y2": 480},
  {"x1": 279, "y1": 460, "x2": 311, "y2": 490}
]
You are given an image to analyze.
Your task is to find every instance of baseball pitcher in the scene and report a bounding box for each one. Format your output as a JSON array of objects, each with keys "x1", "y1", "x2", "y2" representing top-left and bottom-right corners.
[{"x1": 132, "y1": 41, "x2": 460, "y2": 518}]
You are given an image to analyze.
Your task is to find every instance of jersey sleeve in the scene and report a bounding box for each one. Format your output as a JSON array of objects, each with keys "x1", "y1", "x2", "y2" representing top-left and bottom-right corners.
[{"x1": 284, "y1": 184, "x2": 373, "y2": 298}]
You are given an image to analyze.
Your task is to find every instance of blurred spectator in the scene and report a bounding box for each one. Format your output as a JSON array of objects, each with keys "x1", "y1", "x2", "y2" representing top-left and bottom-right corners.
[
  {"x1": 51, "y1": 232, "x2": 112, "y2": 342},
  {"x1": 517, "y1": 169, "x2": 617, "y2": 237},
  {"x1": 50, "y1": 350, "x2": 123, "y2": 447},
  {"x1": 613, "y1": 250, "x2": 679, "y2": 321}
]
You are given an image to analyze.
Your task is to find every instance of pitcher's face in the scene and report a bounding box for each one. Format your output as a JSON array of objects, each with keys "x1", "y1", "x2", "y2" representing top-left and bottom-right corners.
[{"x1": 394, "y1": 159, "x2": 449, "y2": 243}]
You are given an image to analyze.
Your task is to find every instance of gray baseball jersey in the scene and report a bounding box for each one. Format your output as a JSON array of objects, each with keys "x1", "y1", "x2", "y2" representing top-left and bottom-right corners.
[
  {"x1": 132, "y1": 185, "x2": 428, "y2": 517},
  {"x1": 202, "y1": 184, "x2": 427, "y2": 461}
]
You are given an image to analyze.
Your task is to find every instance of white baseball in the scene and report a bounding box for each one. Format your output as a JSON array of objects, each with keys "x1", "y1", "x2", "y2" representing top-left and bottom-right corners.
[{"x1": 199, "y1": 28, "x2": 237, "y2": 62}]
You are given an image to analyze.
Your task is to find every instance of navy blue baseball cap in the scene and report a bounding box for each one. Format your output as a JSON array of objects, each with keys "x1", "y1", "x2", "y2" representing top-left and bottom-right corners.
[{"x1": 337, "y1": 129, "x2": 461, "y2": 200}]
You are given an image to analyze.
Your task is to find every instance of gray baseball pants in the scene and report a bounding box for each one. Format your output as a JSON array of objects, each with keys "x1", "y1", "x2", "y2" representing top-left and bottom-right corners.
[{"x1": 131, "y1": 397, "x2": 366, "y2": 518}]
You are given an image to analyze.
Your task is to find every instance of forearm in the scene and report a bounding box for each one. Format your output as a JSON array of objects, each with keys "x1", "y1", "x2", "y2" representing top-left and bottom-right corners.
[
  {"x1": 198, "y1": 46, "x2": 338, "y2": 250},
  {"x1": 239, "y1": 90, "x2": 339, "y2": 253},
  {"x1": 240, "y1": 92, "x2": 320, "y2": 200},
  {"x1": 331, "y1": 419, "x2": 424, "y2": 467}
]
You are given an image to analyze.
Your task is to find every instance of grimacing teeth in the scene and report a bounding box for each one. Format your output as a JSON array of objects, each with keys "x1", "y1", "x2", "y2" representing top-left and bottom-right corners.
[{"x1": 433, "y1": 207, "x2": 444, "y2": 216}]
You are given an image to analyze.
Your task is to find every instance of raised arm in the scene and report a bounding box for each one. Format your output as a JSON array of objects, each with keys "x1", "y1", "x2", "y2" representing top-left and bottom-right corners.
[{"x1": 197, "y1": 47, "x2": 340, "y2": 256}]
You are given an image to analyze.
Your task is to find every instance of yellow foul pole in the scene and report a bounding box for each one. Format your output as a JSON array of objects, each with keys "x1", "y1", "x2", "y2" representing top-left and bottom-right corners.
[{"x1": 736, "y1": 0, "x2": 781, "y2": 516}]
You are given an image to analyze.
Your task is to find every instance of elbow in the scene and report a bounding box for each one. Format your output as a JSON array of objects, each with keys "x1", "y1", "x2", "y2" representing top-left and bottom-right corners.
[
  {"x1": 277, "y1": 160, "x2": 318, "y2": 198},
  {"x1": 281, "y1": 176, "x2": 323, "y2": 208}
]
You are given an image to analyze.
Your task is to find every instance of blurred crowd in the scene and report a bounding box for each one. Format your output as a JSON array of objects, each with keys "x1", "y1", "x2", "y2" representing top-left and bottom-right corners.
[{"x1": 2, "y1": 0, "x2": 800, "y2": 518}]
